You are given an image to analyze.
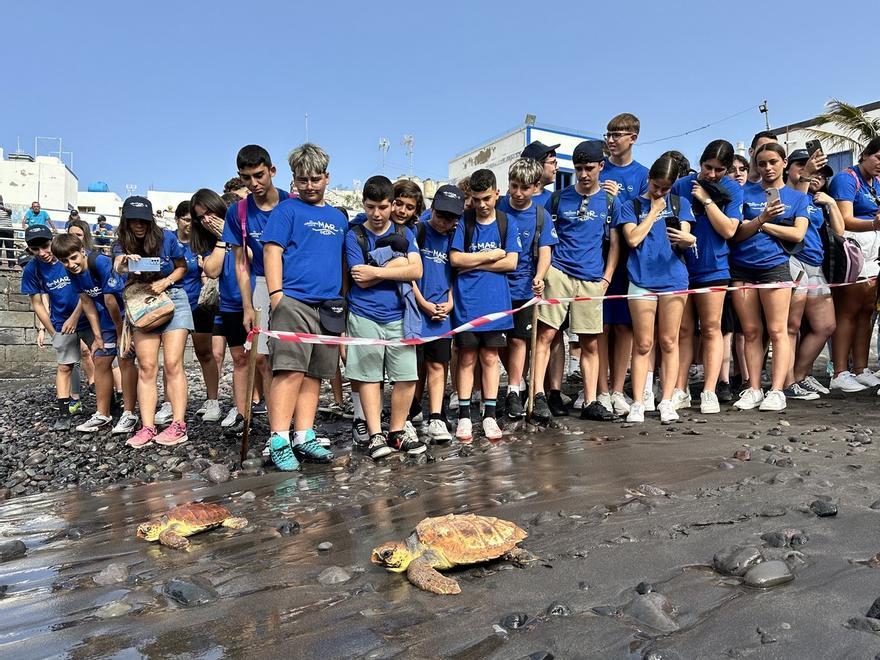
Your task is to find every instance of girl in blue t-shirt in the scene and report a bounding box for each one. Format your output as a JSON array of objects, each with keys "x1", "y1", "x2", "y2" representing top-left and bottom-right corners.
[
  {"x1": 828, "y1": 137, "x2": 880, "y2": 393},
  {"x1": 616, "y1": 155, "x2": 696, "y2": 424},
  {"x1": 783, "y1": 156, "x2": 843, "y2": 397},
  {"x1": 730, "y1": 143, "x2": 809, "y2": 413},
  {"x1": 114, "y1": 195, "x2": 193, "y2": 448}
]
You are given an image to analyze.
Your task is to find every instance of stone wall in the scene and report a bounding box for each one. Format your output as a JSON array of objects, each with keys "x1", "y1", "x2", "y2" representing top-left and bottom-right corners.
[{"x1": 0, "y1": 272, "x2": 57, "y2": 378}]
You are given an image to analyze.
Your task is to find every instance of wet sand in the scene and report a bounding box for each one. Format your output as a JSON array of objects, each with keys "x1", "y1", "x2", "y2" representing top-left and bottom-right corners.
[{"x1": 2, "y1": 388, "x2": 880, "y2": 658}]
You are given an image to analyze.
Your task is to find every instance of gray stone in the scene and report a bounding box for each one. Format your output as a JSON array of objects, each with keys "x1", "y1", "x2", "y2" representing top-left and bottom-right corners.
[
  {"x1": 95, "y1": 600, "x2": 132, "y2": 618},
  {"x1": 713, "y1": 545, "x2": 763, "y2": 576},
  {"x1": 866, "y1": 596, "x2": 880, "y2": 619},
  {"x1": 25, "y1": 451, "x2": 46, "y2": 466},
  {"x1": 93, "y1": 562, "x2": 129, "y2": 586},
  {"x1": 0, "y1": 540, "x2": 26, "y2": 563},
  {"x1": 317, "y1": 566, "x2": 351, "y2": 585},
  {"x1": 546, "y1": 601, "x2": 572, "y2": 616},
  {"x1": 241, "y1": 458, "x2": 263, "y2": 470},
  {"x1": 742, "y1": 560, "x2": 794, "y2": 588},
  {"x1": 163, "y1": 576, "x2": 219, "y2": 607},
  {"x1": 810, "y1": 499, "x2": 838, "y2": 517},
  {"x1": 847, "y1": 617, "x2": 880, "y2": 634},
  {"x1": 204, "y1": 464, "x2": 230, "y2": 484},
  {"x1": 623, "y1": 592, "x2": 678, "y2": 632},
  {"x1": 317, "y1": 541, "x2": 333, "y2": 551}
]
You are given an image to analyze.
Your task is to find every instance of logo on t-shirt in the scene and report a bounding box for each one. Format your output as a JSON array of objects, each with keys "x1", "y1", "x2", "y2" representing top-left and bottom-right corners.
[
  {"x1": 305, "y1": 220, "x2": 341, "y2": 236},
  {"x1": 421, "y1": 248, "x2": 448, "y2": 265},
  {"x1": 44, "y1": 275, "x2": 71, "y2": 292},
  {"x1": 471, "y1": 241, "x2": 500, "y2": 252}
]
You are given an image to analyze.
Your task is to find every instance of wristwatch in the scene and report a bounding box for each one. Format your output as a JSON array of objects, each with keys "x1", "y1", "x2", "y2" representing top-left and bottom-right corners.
[{"x1": 703, "y1": 198, "x2": 715, "y2": 207}]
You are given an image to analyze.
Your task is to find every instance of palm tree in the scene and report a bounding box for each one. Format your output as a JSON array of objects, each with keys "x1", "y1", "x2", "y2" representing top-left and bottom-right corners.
[{"x1": 807, "y1": 99, "x2": 880, "y2": 152}]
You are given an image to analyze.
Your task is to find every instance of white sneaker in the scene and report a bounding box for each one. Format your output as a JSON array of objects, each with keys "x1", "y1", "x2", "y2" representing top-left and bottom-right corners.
[
  {"x1": 221, "y1": 406, "x2": 239, "y2": 428},
  {"x1": 658, "y1": 399, "x2": 679, "y2": 424},
  {"x1": 424, "y1": 418, "x2": 452, "y2": 443},
  {"x1": 700, "y1": 390, "x2": 720, "y2": 414},
  {"x1": 202, "y1": 399, "x2": 222, "y2": 422},
  {"x1": 482, "y1": 417, "x2": 503, "y2": 440},
  {"x1": 643, "y1": 388, "x2": 656, "y2": 412},
  {"x1": 76, "y1": 412, "x2": 112, "y2": 433},
  {"x1": 759, "y1": 389, "x2": 787, "y2": 411},
  {"x1": 671, "y1": 388, "x2": 691, "y2": 410},
  {"x1": 154, "y1": 401, "x2": 173, "y2": 426},
  {"x1": 829, "y1": 371, "x2": 867, "y2": 392},
  {"x1": 734, "y1": 388, "x2": 765, "y2": 410},
  {"x1": 449, "y1": 393, "x2": 460, "y2": 411},
  {"x1": 801, "y1": 376, "x2": 830, "y2": 395},
  {"x1": 111, "y1": 411, "x2": 138, "y2": 435},
  {"x1": 404, "y1": 421, "x2": 419, "y2": 443},
  {"x1": 573, "y1": 392, "x2": 585, "y2": 410},
  {"x1": 610, "y1": 391, "x2": 631, "y2": 415},
  {"x1": 626, "y1": 402, "x2": 645, "y2": 423},
  {"x1": 597, "y1": 392, "x2": 613, "y2": 413},
  {"x1": 455, "y1": 418, "x2": 473, "y2": 443},
  {"x1": 195, "y1": 400, "x2": 208, "y2": 416},
  {"x1": 855, "y1": 369, "x2": 880, "y2": 387}
]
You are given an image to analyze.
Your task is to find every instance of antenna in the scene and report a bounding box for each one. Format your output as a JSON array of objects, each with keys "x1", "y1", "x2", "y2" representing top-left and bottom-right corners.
[
  {"x1": 125, "y1": 184, "x2": 137, "y2": 199},
  {"x1": 378, "y1": 138, "x2": 390, "y2": 172},
  {"x1": 353, "y1": 179, "x2": 362, "y2": 192},
  {"x1": 305, "y1": 113, "x2": 309, "y2": 142},
  {"x1": 402, "y1": 134, "x2": 414, "y2": 177},
  {"x1": 759, "y1": 100, "x2": 770, "y2": 130}
]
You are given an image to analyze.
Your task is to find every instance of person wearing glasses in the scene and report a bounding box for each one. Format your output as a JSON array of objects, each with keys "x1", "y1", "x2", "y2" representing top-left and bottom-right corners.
[
  {"x1": 520, "y1": 141, "x2": 559, "y2": 208},
  {"x1": 729, "y1": 155, "x2": 749, "y2": 187}
]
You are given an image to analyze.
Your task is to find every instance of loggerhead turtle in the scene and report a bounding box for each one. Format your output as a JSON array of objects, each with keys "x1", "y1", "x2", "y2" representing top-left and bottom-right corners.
[
  {"x1": 136, "y1": 502, "x2": 248, "y2": 550},
  {"x1": 371, "y1": 513, "x2": 534, "y2": 594}
]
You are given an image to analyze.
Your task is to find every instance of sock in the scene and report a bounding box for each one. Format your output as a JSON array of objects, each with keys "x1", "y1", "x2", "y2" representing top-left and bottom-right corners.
[
  {"x1": 351, "y1": 392, "x2": 364, "y2": 419},
  {"x1": 519, "y1": 382, "x2": 527, "y2": 393},
  {"x1": 483, "y1": 399, "x2": 497, "y2": 419},
  {"x1": 292, "y1": 429, "x2": 308, "y2": 446},
  {"x1": 271, "y1": 430, "x2": 291, "y2": 442},
  {"x1": 458, "y1": 397, "x2": 471, "y2": 419},
  {"x1": 645, "y1": 372, "x2": 654, "y2": 392},
  {"x1": 388, "y1": 429, "x2": 404, "y2": 446},
  {"x1": 58, "y1": 398, "x2": 70, "y2": 415},
  {"x1": 430, "y1": 412, "x2": 443, "y2": 421},
  {"x1": 549, "y1": 389, "x2": 562, "y2": 400}
]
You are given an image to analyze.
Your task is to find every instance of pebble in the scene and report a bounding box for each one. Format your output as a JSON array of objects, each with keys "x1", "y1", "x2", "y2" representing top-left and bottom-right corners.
[
  {"x1": 274, "y1": 520, "x2": 300, "y2": 535},
  {"x1": 317, "y1": 541, "x2": 333, "y2": 551},
  {"x1": 759, "y1": 505, "x2": 786, "y2": 518},
  {"x1": 810, "y1": 499, "x2": 838, "y2": 517},
  {"x1": 623, "y1": 592, "x2": 678, "y2": 632},
  {"x1": 847, "y1": 617, "x2": 880, "y2": 634},
  {"x1": 317, "y1": 566, "x2": 351, "y2": 585},
  {"x1": 713, "y1": 545, "x2": 763, "y2": 576},
  {"x1": 95, "y1": 600, "x2": 132, "y2": 618},
  {"x1": 866, "y1": 596, "x2": 880, "y2": 619},
  {"x1": 239, "y1": 491, "x2": 256, "y2": 501},
  {"x1": 500, "y1": 612, "x2": 530, "y2": 629},
  {"x1": 163, "y1": 576, "x2": 219, "y2": 607},
  {"x1": 742, "y1": 560, "x2": 794, "y2": 588},
  {"x1": 241, "y1": 458, "x2": 264, "y2": 470},
  {"x1": 642, "y1": 650, "x2": 683, "y2": 660},
  {"x1": 0, "y1": 540, "x2": 27, "y2": 563},
  {"x1": 767, "y1": 428, "x2": 783, "y2": 437},
  {"x1": 0, "y1": 488, "x2": 9, "y2": 501},
  {"x1": 871, "y1": 500, "x2": 880, "y2": 511},
  {"x1": 25, "y1": 451, "x2": 47, "y2": 466},
  {"x1": 636, "y1": 581, "x2": 655, "y2": 594},
  {"x1": 545, "y1": 601, "x2": 572, "y2": 616},
  {"x1": 204, "y1": 464, "x2": 231, "y2": 484},
  {"x1": 718, "y1": 462, "x2": 735, "y2": 470},
  {"x1": 733, "y1": 449, "x2": 751, "y2": 461},
  {"x1": 93, "y1": 562, "x2": 129, "y2": 586}
]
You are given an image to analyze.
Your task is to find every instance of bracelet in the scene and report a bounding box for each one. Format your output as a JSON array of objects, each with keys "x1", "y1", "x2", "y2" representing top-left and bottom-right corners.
[
  {"x1": 269, "y1": 289, "x2": 283, "y2": 296},
  {"x1": 215, "y1": 242, "x2": 227, "y2": 249},
  {"x1": 601, "y1": 277, "x2": 610, "y2": 284}
]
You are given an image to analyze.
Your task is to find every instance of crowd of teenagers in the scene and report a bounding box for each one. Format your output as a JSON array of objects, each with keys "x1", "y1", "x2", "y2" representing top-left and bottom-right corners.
[{"x1": 19, "y1": 111, "x2": 880, "y2": 473}]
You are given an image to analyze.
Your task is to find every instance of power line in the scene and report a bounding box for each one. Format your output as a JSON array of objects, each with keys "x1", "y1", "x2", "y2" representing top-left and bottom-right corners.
[{"x1": 639, "y1": 103, "x2": 762, "y2": 146}]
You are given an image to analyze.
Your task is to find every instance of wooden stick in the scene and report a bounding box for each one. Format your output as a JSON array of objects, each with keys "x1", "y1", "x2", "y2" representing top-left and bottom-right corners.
[
  {"x1": 526, "y1": 303, "x2": 539, "y2": 420},
  {"x1": 240, "y1": 308, "x2": 261, "y2": 464}
]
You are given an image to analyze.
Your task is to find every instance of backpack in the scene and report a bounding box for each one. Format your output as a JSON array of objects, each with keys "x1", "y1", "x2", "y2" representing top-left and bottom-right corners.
[
  {"x1": 844, "y1": 167, "x2": 880, "y2": 206},
  {"x1": 415, "y1": 220, "x2": 454, "y2": 253},
  {"x1": 86, "y1": 251, "x2": 102, "y2": 284},
  {"x1": 236, "y1": 198, "x2": 249, "y2": 272},
  {"x1": 820, "y1": 206, "x2": 864, "y2": 284},
  {"x1": 550, "y1": 188, "x2": 615, "y2": 258},
  {"x1": 351, "y1": 223, "x2": 408, "y2": 265},
  {"x1": 462, "y1": 208, "x2": 508, "y2": 253}
]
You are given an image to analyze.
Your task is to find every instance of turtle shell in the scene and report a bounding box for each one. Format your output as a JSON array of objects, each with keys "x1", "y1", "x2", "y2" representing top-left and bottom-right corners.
[
  {"x1": 164, "y1": 503, "x2": 231, "y2": 530},
  {"x1": 414, "y1": 514, "x2": 527, "y2": 565}
]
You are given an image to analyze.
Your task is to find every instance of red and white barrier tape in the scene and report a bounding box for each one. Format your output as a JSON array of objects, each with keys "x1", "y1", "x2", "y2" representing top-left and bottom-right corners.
[{"x1": 245, "y1": 276, "x2": 876, "y2": 349}]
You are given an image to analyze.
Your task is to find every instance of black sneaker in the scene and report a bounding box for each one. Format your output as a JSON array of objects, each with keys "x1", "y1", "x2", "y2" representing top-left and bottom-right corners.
[
  {"x1": 716, "y1": 381, "x2": 733, "y2": 404},
  {"x1": 367, "y1": 433, "x2": 395, "y2": 460},
  {"x1": 531, "y1": 393, "x2": 551, "y2": 420},
  {"x1": 580, "y1": 401, "x2": 619, "y2": 422},
  {"x1": 224, "y1": 414, "x2": 248, "y2": 438},
  {"x1": 352, "y1": 418, "x2": 369, "y2": 447},
  {"x1": 390, "y1": 431, "x2": 427, "y2": 456},
  {"x1": 505, "y1": 390, "x2": 524, "y2": 418},
  {"x1": 548, "y1": 391, "x2": 569, "y2": 417},
  {"x1": 251, "y1": 400, "x2": 268, "y2": 415}
]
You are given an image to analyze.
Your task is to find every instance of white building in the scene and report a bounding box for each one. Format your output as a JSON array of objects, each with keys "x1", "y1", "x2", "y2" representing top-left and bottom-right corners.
[
  {"x1": 770, "y1": 100, "x2": 880, "y2": 175},
  {"x1": 449, "y1": 119, "x2": 602, "y2": 192},
  {"x1": 76, "y1": 191, "x2": 124, "y2": 222},
  {"x1": 0, "y1": 149, "x2": 78, "y2": 225}
]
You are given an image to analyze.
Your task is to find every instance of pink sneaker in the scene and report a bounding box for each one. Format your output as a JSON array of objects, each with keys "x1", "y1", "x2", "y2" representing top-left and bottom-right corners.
[
  {"x1": 155, "y1": 420, "x2": 188, "y2": 446},
  {"x1": 126, "y1": 426, "x2": 157, "y2": 448}
]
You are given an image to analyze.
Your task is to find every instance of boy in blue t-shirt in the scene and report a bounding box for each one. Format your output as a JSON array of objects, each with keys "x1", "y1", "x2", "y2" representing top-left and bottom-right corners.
[
  {"x1": 521, "y1": 141, "x2": 560, "y2": 208},
  {"x1": 498, "y1": 158, "x2": 557, "y2": 420},
  {"x1": 412, "y1": 185, "x2": 466, "y2": 443},
  {"x1": 20, "y1": 225, "x2": 88, "y2": 431},
  {"x1": 261, "y1": 143, "x2": 347, "y2": 472},
  {"x1": 345, "y1": 176, "x2": 425, "y2": 460},
  {"x1": 449, "y1": 169, "x2": 520, "y2": 443}
]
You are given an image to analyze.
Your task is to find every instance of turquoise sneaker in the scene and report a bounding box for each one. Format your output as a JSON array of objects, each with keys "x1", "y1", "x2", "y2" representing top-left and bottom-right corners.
[
  {"x1": 293, "y1": 429, "x2": 334, "y2": 463},
  {"x1": 269, "y1": 434, "x2": 300, "y2": 472},
  {"x1": 68, "y1": 399, "x2": 83, "y2": 415}
]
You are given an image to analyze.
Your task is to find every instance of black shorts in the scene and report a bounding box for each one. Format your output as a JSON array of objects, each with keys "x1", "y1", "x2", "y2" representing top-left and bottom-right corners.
[
  {"x1": 510, "y1": 299, "x2": 534, "y2": 340},
  {"x1": 418, "y1": 338, "x2": 452, "y2": 366},
  {"x1": 215, "y1": 310, "x2": 248, "y2": 348},
  {"x1": 722, "y1": 292, "x2": 737, "y2": 334},
  {"x1": 192, "y1": 305, "x2": 215, "y2": 334},
  {"x1": 730, "y1": 263, "x2": 792, "y2": 285},
  {"x1": 455, "y1": 330, "x2": 507, "y2": 349}
]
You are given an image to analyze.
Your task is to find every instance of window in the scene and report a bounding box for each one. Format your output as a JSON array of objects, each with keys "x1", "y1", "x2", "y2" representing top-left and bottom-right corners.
[
  {"x1": 77, "y1": 206, "x2": 96, "y2": 213},
  {"x1": 827, "y1": 150, "x2": 853, "y2": 175},
  {"x1": 555, "y1": 171, "x2": 572, "y2": 190}
]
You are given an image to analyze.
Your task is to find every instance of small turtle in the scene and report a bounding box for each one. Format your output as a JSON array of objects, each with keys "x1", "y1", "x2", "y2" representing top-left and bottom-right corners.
[
  {"x1": 136, "y1": 503, "x2": 248, "y2": 550},
  {"x1": 371, "y1": 513, "x2": 534, "y2": 595}
]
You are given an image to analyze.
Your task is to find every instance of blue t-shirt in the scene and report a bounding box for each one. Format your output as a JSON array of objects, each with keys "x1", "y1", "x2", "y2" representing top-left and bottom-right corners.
[
  {"x1": 111, "y1": 229, "x2": 184, "y2": 286},
  {"x1": 221, "y1": 190, "x2": 290, "y2": 277},
  {"x1": 671, "y1": 174, "x2": 744, "y2": 283},
  {"x1": 600, "y1": 159, "x2": 649, "y2": 204},
  {"x1": 616, "y1": 194, "x2": 694, "y2": 292},
  {"x1": 346, "y1": 224, "x2": 419, "y2": 323},
  {"x1": 829, "y1": 167, "x2": 880, "y2": 220},
  {"x1": 731, "y1": 183, "x2": 810, "y2": 270},
  {"x1": 261, "y1": 198, "x2": 348, "y2": 305},
  {"x1": 218, "y1": 249, "x2": 243, "y2": 313},
  {"x1": 451, "y1": 214, "x2": 521, "y2": 332},
  {"x1": 20, "y1": 259, "x2": 89, "y2": 332},
  {"x1": 180, "y1": 243, "x2": 203, "y2": 309},
  {"x1": 68, "y1": 253, "x2": 118, "y2": 332},
  {"x1": 497, "y1": 197, "x2": 558, "y2": 300},
  {"x1": 350, "y1": 212, "x2": 367, "y2": 226},
  {"x1": 799, "y1": 197, "x2": 825, "y2": 267},
  {"x1": 550, "y1": 186, "x2": 621, "y2": 281},
  {"x1": 24, "y1": 209, "x2": 52, "y2": 227},
  {"x1": 416, "y1": 221, "x2": 454, "y2": 335},
  {"x1": 533, "y1": 188, "x2": 552, "y2": 208}
]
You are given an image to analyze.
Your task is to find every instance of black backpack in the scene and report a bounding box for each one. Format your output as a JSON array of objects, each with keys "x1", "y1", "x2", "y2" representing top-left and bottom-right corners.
[
  {"x1": 550, "y1": 188, "x2": 616, "y2": 258},
  {"x1": 86, "y1": 251, "x2": 103, "y2": 285},
  {"x1": 462, "y1": 208, "x2": 509, "y2": 253}
]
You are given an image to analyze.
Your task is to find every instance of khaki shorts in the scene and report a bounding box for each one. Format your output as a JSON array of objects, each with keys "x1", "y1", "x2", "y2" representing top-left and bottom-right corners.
[
  {"x1": 268, "y1": 296, "x2": 339, "y2": 379},
  {"x1": 538, "y1": 266, "x2": 603, "y2": 335},
  {"x1": 346, "y1": 312, "x2": 417, "y2": 383}
]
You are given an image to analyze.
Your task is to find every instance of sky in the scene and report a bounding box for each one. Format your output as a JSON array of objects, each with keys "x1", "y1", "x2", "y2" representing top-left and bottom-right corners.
[{"x1": 2, "y1": 1, "x2": 874, "y2": 196}]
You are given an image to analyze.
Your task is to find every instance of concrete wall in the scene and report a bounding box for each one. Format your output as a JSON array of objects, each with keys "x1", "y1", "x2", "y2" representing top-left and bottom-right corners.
[{"x1": 0, "y1": 272, "x2": 57, "y2": 379}]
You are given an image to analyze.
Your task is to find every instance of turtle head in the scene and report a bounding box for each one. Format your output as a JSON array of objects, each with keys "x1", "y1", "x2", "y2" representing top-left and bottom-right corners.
[
  {"x1": 371, "y1": 542, "x2": 413, "y2": 572},
  {"x1": 136, "y1": 520, "x2": 162, "y2": 542}
]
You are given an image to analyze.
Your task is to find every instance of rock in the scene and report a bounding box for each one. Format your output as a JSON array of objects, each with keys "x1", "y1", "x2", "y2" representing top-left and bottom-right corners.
[
  {"x1": 718, "y1": 462, "x2": 735, "y2": 470},
  {"x1": 66, "y1": 527, "x2": 86, "y2": 540},
  {"x1": 623, "y1": 592, "x2": 678, "y2": 632},
  {"x1": 779, "y1": 420, "x2": 790, "y2": 427},
  {"x1": 810, "y1": 499, "x2": 838, "y2": 517},
  {"x1": 643, "y1": 649, "x2": 683, "y2": 660},
  {"x1": 500, "y1": 612, "x2": 530, "y2": 629},
  {"x1": 0, "y1": 488, "x2": 10, "y2": 501},
  {"x1": 760, "y1": 532, "x2": 788, "y2": 548},
  {"x1": 163, "y1": 576, "x2": 219, "y2": 607},
  {"x1": 866, "y1": 596, "x2": 880, "y2": 619},
  {"x1": 0, "y1": 540, "x2": 27, "y2": 563},
  {"x1": 317, "y1": 566, "x2": 351, "y2": 585},
  {"x1": 204, "y1": 464, "x2": 230, "y2": 484},
  {"x1": 241, "y1": 458, "x2": 263, "y2": 470},
  {"x1": 239, "y1": 491, "x2": 256, "y2": 501},
  {"x1": 192, "y1": 458, "x2": 213, "y2": 471},
  {"x1": 847, "y1": 616, "x2": 880, "y2": 634},
  {"x1": 25, "y1": 451, "x2": 47, "y2": 466},
  {"x1": 317, "y1": 541, "x2": 333, "y2": 551},
  {"x1": 636, "y1": 581, "x2": 655, "y2": 594},
  {"x1": 545, "y1": 601, "x2": 571, "y2": 616},
  {"x1": 93, "y1": 562, "x2": 129, "y2": 586},
  {"x1": 713, "y1": 545, "x2": 763, "y2": 576},
  {"x1": 742, "y1": 560, "x2": 794, "y2": 588},
  {"x1": 733, "y1": 449, "x2": 751, "y2": 461},
  {"x1": 768, "y1": 428, "x2": 783, "y2": 437},
  {"x1": 759, "y1": 505, "x2": 786, "y2": 517},
  {"x1": 95, "y1": 600, "x2": 132, "y2": 618},
  {"x1": 871, "y1": 500, "x2": 880, "y2": 511},
  {"x1": 400, "y1": 488, "x2": 419, "y2": 499},
  {"x1": 275, "y1": 520, "x2": 301, "y2": 535}
]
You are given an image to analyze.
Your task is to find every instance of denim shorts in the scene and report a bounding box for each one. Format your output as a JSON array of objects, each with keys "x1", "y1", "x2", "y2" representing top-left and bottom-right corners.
[{"x1": 145, "y1": 286, "x2": 194, "y2": 334}]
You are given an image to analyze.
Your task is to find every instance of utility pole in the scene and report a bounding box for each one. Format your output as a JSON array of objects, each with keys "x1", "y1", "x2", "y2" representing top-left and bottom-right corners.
[
  {"x1": 305, "y1": 113, "x2": 309, "y2": 142},
  {"x1": 402, "y1": 134, "x2": 414, "y2": 177},
  {"x1": 759, "y1": 100, "x2": 770, "y2": 130},
  {"x1": 378, "y1": 138, "x2": 390, "y2": 172}
]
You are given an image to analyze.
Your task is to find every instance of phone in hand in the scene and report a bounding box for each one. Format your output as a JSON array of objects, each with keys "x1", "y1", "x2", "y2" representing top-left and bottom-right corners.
[
  {"x1": 765, "y1": 187, "x2": 781, "y2": 206},
  {"x1": 129, "y1": 257, "x2": 161, "y2": 273},
  {"x1": 806, "y1": 139, "x2": 822, "y2": 157},
  {"x1": 664, "y1": 217, "x2": 682, "y2": 231}
]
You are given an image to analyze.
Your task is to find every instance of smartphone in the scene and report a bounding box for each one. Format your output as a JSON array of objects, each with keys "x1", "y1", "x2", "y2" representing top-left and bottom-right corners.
[
  {"x1": 765, "y1": 187, "x2": 781, "y2": 206},
  {"x1": 664, "y1": 217, "x2": 681, "y2": 231},
  {"x1": 806, "y1": 139, "x2": 822, "y2": 157},
  {"x1": 128, "y1": 257, "x2": 161, "y2": 273}
]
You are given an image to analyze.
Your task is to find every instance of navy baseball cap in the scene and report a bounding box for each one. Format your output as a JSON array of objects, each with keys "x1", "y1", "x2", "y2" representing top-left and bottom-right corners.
[
  {"x1": 572, "y1": 140, "x2": 606, "y2": 163},
  {"x1": 25, "y1": 225, "x2": 53, "y2": 245},
  {"x1": 432, "y1": 185, "x2": 466, "y2": 215},
  {"x1": 788, "y1": 149, "x2": 833, "y2": 178},
  {"x1": 122, "y1": 196, "x2": 154, "y2": 221},
  {"x1": 521, "y1": 141, "x2": 560, "y2": 163}
]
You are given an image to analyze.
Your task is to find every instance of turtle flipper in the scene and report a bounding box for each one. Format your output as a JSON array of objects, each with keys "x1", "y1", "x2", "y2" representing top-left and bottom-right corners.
[
  {"x1": 158, "y1": 526, "x2": 191, "y2": 550},
  {"x1": 503, "y1": 547, "x2": 539, "y2": 567},
  {"x1": 222, "y1": 517, "x2": 248, "y2": 530},
  {"x1": 407, "y1": 557, "x2": 460, "y2": 595}
]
